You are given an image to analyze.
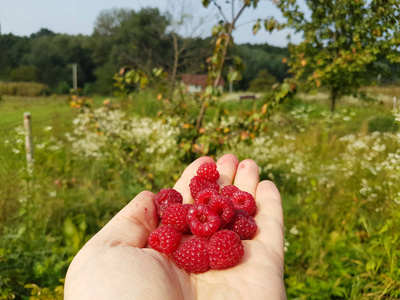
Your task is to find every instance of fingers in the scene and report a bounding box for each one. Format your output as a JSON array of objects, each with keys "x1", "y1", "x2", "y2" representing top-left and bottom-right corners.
[
  {"x1": 234, "y1": 161, "x2": 284, "y2": 260},
  {"x1": 254, "y1": 181, "x2": 284, "y2": 259},
  {"x1": 234, "y1": 159, "x2": 260, "y2": 197},
  {"x1": 216, "y1": 154, "x2": 239, "y2": 187},
  {"x1": 173, "y1": 156, "x2": 215, "y2": 204},
  {"x1": 95, "y1": 191, "x2": 158, "y2": 248}
]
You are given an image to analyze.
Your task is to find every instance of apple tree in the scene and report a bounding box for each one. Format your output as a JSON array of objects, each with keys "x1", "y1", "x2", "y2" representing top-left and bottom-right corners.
[{"x1": 278, "y1": 0, "x2": 400, "y2": 111}]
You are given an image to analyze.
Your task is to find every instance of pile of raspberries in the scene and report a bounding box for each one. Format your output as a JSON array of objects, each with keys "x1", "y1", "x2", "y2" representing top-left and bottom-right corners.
[{"x1": 148, "y1": 162, "x2": 257, "y2": 273}]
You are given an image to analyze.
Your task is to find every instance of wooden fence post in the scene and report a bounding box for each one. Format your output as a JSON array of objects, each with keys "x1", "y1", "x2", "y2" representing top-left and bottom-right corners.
[{"x1": 24, "y1": 112, "x2": 34, "y2": 166}]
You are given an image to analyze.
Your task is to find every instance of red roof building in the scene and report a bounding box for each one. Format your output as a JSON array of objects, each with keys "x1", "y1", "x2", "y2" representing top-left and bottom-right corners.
[{"x1": 181, "y1": 74, "x2": 225, "y2": 93}]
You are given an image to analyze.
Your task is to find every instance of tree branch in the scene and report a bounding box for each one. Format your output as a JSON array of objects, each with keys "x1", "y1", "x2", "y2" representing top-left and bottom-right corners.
[
  {"x1": 212, "y1": 0, "x2": 229, "y2": 23},
  {"x1": 232, "y1": 0, "x2": 235, "y2": 22}
]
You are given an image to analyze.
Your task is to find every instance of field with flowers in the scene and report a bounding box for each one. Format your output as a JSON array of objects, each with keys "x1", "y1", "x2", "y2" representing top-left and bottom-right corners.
[{"x1": 1, "y1": 90, "x2": 400, "y2": 299}]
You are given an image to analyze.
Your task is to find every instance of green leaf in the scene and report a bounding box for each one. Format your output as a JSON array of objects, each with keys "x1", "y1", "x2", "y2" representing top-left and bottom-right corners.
[
  {"x1": 253, "y1": 20, "x2": 261, "y2": 35},
  {"x1": 202, "y1": 0, "x2": 211, "y2": 7},
  {"x1": 264, "y1": 18, "x2": 276, "y2": 32}
]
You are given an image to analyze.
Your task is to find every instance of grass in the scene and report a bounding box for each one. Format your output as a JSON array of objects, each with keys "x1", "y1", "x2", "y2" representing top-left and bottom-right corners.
[
  {"x1": 1, "y1": 87, "x2": 400, "y2": 299},
  {"x1": 0, "y1": 95, "x2": 113, "y2": 127}
]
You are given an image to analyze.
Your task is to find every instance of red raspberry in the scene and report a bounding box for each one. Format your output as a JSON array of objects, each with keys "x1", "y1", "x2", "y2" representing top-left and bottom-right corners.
[
  {"x1": 187, "y1": 204, "x2": 220, "y2": 237},
  {"x1": 195, "y1": 188, "x2": 219, "y2": 205},
  {"x1": 161, "y1": 204, "x2": 190, "y2": 233},
  {"x1": 155, "y1": 188, "x2": 183, "y2": 217},
  {"x1": 227, "y1": 209, "x2": 257, "y2": 240},
  {"x1": 197, "y1": 162, "x2": 220, "y2": 181},
  {"x1": 209, "y1": 195, "x2": 235, "y2": 228},
  {"x1": 189, "y1": 176, "x2": 206, "y2": 198},
  {"x1": 231, "y1": 190, "x2": 257, "y2": 216},
  {"x1": 182, "y1": 203, "x2": 194, "y2": 211},
  {"x1": 172, "y1": 236, "x2": 209, "y2": 273},
  {"x1": 148, "y1": 226, "x2": 182, "y2": 255},
  {"x1": 220, "y1": 185, "x2": 240, "y2": 197},
  {"x1": 189, "y1": 176, "x2": 220, "y2": 199},
  {"x1": 209, "y1": 230, "x2": 244, "y2": 269},
  {"x1": 206, "y1": 180, "x2": 220, "y2": 192}
]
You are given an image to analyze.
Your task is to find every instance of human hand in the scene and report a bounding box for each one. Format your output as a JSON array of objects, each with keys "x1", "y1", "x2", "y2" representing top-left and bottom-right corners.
[{"x1": 64, "y1": 154, "x2": 286, "y2": 299}]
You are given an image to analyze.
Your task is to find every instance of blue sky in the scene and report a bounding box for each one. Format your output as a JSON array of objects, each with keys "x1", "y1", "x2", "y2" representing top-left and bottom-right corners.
[{"x1": 0, "y1": 0, "x2": 302, "y2": 47}]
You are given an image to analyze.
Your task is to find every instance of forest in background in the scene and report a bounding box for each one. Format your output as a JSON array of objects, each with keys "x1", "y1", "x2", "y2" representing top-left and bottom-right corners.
[{"x1": 0, "y1": 7, "x2": 293, "y2": 95}]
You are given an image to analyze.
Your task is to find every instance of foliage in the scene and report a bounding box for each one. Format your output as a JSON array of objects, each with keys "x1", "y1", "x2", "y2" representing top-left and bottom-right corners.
[
  {"x1": 55, "y1": 81, "x2": 71, "y2": 95},
  {"x1": 25, "y1": 282, "x2": 64, "y2": 300},
  {"x1": 2, "y1": 5, "x2": 400, "y2": 96},
  {"x1": 234, "y1": 43, "x2": 289, "y2": 90},
  {"x1": 9, "y1": 65, "x2": 37, "y2": 82},
  {"x1": 278, "y1": 0, "x2": 400, "y2": 111},
  {"x1": 194, "y1": 0, "x2": 285, "y2": 132},
  {"x1": 0, "y1": 34, "x2": 30, "y2": 80},
  {"x1": 368, "y1": 116, "x2": 399, "y2": 133},
  {"x1": 92, "y1": 8, "x2": 172, "y2": 75},
  {"x1": 113, "y1": 68, "x2": 150, "y2": 97},
  {"x1": 0, "y1": 96, "x2": 179, "y2": 299},
  {"x1": 26, "y1": 34, "x2": 95, "y2": 89},
  {"x1": 0, "y1": 81, "x2": 49, "y2": 96},
  {"x1": 225, "y1": 103, "x2": 400, "y2": 298},
  {"x1": 1, "y1": 92, "x2": 400, "y2": 298},
  {"x1": 93, "y1": 62, "x2": 117, "y2": 95},
  {"x1": 248, "y1": 69, "x2": 277, "y2": 92}
]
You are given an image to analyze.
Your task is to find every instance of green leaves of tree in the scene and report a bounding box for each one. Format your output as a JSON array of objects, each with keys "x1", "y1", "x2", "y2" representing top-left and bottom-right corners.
[{"x1": 279, "y1": 0, "x2": 400, "y2": 111}]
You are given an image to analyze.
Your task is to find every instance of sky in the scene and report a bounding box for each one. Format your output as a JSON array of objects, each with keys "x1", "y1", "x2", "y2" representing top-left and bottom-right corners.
[{"x1": 0, "y1": 0, "x2": 302, "y2": 47}]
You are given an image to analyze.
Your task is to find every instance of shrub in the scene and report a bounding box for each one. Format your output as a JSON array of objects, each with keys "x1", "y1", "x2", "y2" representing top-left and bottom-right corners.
[
  {"x1": 248, "y1": 69, "x2": 277, "y2": 92},
  {"x1": 82, "y1": 83, "x2": 95, "y2": 96},
  {"x1": 368, "y1": 116, "x2": 398, "y2": 132},
  {"x1": 0, "y1": 81, "x2": 49, "y2": 97},
  {"x1": 55, "y1": 81, "x2": 71, "y2": 94}
]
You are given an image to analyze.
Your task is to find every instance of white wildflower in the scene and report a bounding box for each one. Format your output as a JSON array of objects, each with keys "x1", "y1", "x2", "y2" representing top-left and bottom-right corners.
[
  {"x1": 290, "y1": 226, "x2": 300, "y2": 235},
  {"x1": 48, "y1": 145, "x2": 60, "y2": 151}
]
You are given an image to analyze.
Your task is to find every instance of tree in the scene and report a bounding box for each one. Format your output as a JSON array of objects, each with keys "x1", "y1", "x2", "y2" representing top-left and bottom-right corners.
[
  {"x1": 165, "y1": 0, "x2": 209, "y2": 95},
  {"x1": 248, "y1": 69, "x2": 276, "y2": 92},
  {"x1": 0, "y1": 34, "x2": 30, "y2": 80},
  {"x1": 26, "y1": 34, "x2": 95, "y2": 88},
  {"x1": 91, "y1": 8, "x2": 172, "y2": 93},
  {"x1": 9, "y1": 65, "x2": 37, "y2": 82},
  {"x1": 196, "y1": 0, "x2": 278, "y2": 131},
  {"x1": 234, "y1": 43, "x2": 289, "y2": 90},
  {"x1": 278, "y1": 0, "x2": 400, "y2": 111},
  {"x1": 30, "y1": 28, "x2": 55, "y2": 40}
]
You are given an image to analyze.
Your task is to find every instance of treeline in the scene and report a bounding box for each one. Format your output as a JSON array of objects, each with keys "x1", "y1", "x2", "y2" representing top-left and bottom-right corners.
[{"x1": 0, "y1": 7, "x2": 289, "y2": 95}]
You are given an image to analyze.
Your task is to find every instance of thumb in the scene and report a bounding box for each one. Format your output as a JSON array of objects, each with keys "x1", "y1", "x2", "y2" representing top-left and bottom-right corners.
[
  {"x1": 71, "y1": 191, "x2": 158, "y2": 271},
  {"x1": 96, "y1": 190, "x2": 159, "y2": 248},
  {"x1": 65, "y1": 191, "x2": 159, "y2": 293}
]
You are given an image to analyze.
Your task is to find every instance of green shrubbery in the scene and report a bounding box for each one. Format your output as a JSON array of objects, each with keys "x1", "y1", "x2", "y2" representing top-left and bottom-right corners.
[
  {"x1": 368, "y1": 116, "x2": 399, "y2": 132},
  {"x1": 0, "y1": 93, "x2": 400, "y2": 299},
  {"x1": 0, "y1": 81, "x2": 49, "y2": 97}
]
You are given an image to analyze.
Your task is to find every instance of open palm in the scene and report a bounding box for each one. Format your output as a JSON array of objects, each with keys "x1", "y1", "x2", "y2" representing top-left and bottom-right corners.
[{"x1": 65, "y1": 154, "x2": 286, "y2": 299}]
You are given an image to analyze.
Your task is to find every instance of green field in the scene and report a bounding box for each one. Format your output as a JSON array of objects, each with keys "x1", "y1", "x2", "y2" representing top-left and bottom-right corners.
[{"x1": 1, "y1": 90, "x2": 400, "y2": 299}]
